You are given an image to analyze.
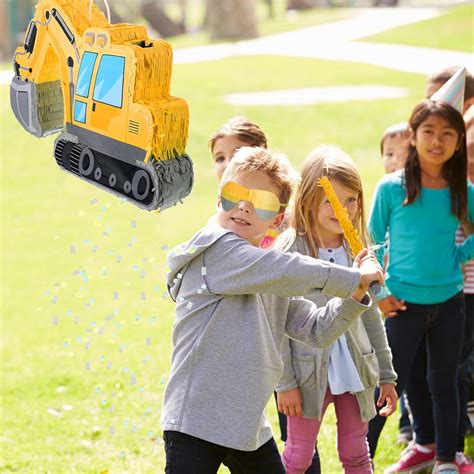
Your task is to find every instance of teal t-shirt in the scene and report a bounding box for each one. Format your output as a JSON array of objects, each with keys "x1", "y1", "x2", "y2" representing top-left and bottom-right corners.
[{"x1": 369, "y1": 170, "x2": 474, "y2": 305}]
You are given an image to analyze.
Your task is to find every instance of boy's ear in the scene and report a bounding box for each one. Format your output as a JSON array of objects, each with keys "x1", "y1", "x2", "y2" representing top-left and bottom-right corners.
[{"x1": 269, "y1": 212, "x2": 285, "y2": 230}]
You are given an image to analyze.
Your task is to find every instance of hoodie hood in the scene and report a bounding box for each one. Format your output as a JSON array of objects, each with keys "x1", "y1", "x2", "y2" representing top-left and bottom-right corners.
[{"x1": 166, "y1": 224, "x2": 231, "y2": 301}]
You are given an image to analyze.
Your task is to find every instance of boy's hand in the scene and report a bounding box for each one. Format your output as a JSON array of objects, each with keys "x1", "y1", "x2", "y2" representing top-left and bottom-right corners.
[
  {"x1": 353, "y1": 249, "x2": 384, "y2": 291},
  {"x1": 377, "y1": 384, "x2": 398, "y2": 417},
  {"x1": 378, "y1": 296, "x2": 407, "y2": 318},
  {"x1": 277, "y1": 388, "x2": 303, "y2": 417}
]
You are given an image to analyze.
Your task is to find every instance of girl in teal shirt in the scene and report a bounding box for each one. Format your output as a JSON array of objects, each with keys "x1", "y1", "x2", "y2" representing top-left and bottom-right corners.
[{"x1": 367, "y1": 99, "x2": 473, "y2": 474}]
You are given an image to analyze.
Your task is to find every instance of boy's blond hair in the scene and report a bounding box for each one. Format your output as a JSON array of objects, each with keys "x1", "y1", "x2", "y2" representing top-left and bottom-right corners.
[{"x1": 220, "y1": 147, "x2": 300, "y2": 207}]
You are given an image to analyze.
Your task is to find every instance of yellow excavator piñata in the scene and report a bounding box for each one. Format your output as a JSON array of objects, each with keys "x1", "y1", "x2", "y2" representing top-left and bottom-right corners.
[{"x1": 10, "y1": 0, "x2": 193, "y2": 211}]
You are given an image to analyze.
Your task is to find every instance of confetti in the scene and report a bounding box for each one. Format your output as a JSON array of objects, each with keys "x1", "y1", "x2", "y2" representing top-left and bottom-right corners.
[
  {"x1": 146, "y1": 337, "x2": 151, "y2": 346},
  {"x1": 109, "y1": 426, "x2": 115, "y2": 435},
  {"x1": 186, "y1": 301, "x2": 193, "y2": 310},
  {"x1": 47, "y1": 407, "x2": 62, "y2": 417},
  {"x1": 141, "y1": 292, "x2": 146, "y2": 300},
  {"x1": 131, "y1": 220, "x2": 136, "y2": 229},
  {"x1": 201, "y1": 267, "x2": 207, "y2": 276},
  {"x1": 56, "y1": 386, "x2": 66, "y2": 393},
  {"x1": 116, "y1": 256, "x2": 123, "y2": 263},
  {"x1": 85, "y1": 361, "x2": 90, "y2": 370},
  {"x1": 90, "y1": 198, "x2": 98, "y2": 205},
  {"x1": 92, "y1": 245, "x2": 99, "y2": 253},
  {"x1": 63, "y1": 405, "x2": 73, "y2": 411},
  {"x1": 70, "y1": 245, "x2": 76, "y2": 254},
  {"x1": 114, "y1": 292, "x2": 119, "y2": 300},
  {"x1": 52, "y1": 316, "x2": 58, "y2": 325},
  {"x1": 160, "y1": 245, "x2": 168, "y2": 251}
]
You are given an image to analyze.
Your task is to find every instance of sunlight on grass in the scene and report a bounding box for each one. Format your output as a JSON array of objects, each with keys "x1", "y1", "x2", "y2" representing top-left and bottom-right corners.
[{"x1": 360, "y1": 4, "x2": 473, "y2": 52}]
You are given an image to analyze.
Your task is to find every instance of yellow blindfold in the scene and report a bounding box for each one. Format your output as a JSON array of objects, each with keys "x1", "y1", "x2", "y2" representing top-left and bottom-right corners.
[{"x1": 220, "y1": 181, "x2": 287, "y2": 221}]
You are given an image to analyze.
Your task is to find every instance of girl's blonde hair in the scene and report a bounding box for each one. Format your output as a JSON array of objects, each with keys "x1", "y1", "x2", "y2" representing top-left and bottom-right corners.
[{"x1": 281, "y1": 145, "x2": 369, "y2": 258}]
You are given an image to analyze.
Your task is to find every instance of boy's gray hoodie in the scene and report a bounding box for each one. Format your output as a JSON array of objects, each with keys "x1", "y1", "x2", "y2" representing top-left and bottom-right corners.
[{"x1": 162, "y1": 224, "x2": 372, "y2": 451}]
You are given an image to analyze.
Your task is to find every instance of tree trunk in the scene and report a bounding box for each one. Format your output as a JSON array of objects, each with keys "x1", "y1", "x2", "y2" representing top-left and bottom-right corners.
[
  {"x1": 287, "y1": 0, "x2": 326, "y2": 9},
  {"x1": 141, "y1": 1, "x2": 185, "y2": 38},
  {"x1": 207, "y1": 0, "x2": 258, "y2": 40}
]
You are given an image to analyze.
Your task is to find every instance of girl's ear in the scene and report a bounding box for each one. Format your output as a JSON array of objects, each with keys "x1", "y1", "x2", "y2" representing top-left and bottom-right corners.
[{"x1": 409, "y1": 128, "x2": 416, "y2": 147}]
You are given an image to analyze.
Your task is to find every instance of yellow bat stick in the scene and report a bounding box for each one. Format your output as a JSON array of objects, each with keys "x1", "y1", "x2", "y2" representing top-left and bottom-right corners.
[
  {"x1": 319, "y1": 176, "x2": 381, "y2": 294},
  {"x1": 319, "y1": 176, "x2": 362, "y2": 257}
]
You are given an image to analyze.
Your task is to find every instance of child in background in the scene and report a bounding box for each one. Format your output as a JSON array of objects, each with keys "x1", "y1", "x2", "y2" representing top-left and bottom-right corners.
[
  {"x1": 367, "y1": 97, "x2": 473, "y2": 473},
  {"x1": 456, "y1": 106, "x2": 474, "y2": 457},
  {"x1": 380, "y1": 121, "x2": 413, "y2": 445},
  {"x1": 209, "y1": 116, "x2": 267, "y2": 181},
  {"x1": 380, "y1": 122, "x2": 409, "y2": 174},
  {"x1": 426, "y1": 66, "x2": 474, "y2": 114},
  {"x1": 162, "y1": 147, "x2": 384, "y2": 473},
  {"x1": 276, "y1": 145, "x2": 397, "y2": 474},
  {"x1": 393, "y1": 69, "x2": 474, "y2": 471}
]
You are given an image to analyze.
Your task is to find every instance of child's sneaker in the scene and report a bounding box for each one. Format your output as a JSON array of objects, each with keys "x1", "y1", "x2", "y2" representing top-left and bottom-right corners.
[
  {"x1": 456, "y1": 452, "x2": 474, "y2": 474},
  {"x1": 396, "y1": 429, "x2": 413, "y2": 445},
  {"x1": 432, "y1": 463, "x2": 459, "y2": 474},
  {"x1": 385, "y1": 445, "x2": 435, "y2": 473}
]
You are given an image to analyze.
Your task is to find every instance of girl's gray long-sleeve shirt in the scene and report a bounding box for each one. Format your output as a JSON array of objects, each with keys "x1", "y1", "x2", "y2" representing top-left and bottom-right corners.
[{"x1": 162, "y1": 224, "x2": 371, "y2": 451}]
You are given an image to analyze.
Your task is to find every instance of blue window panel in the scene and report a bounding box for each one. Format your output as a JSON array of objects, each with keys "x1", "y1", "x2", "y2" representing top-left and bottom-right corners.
[
  {"x1": 74, "y1": 100, "x2": 87, "y2": 123},
  {"x1": 93, "y1": 55, "x2": 125, "y2": 108},
  {"x1": 76, "y1": 51, "x2": 97, "y2": 98}
]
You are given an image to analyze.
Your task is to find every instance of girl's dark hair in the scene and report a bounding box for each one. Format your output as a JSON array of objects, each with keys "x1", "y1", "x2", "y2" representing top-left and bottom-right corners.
[{"x1": 404, "y1": 100, "x2": 467, "y2": 221}]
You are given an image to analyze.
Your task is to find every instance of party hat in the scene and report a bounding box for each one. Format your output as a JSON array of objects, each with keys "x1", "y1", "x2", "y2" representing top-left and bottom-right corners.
[{"x1": 431, "y1": 66, "x2": 466, "y2": 113}]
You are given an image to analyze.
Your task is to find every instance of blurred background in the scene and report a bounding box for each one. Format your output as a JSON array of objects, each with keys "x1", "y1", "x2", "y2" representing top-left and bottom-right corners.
[{"x1": 0, "y1": 0, "x2": 463, "y2": 62}]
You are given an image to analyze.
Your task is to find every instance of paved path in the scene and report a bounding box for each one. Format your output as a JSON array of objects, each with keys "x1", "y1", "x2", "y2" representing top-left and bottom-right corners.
[{"x1": 173, "y1": 7, "x2": 473, "y2": 75}]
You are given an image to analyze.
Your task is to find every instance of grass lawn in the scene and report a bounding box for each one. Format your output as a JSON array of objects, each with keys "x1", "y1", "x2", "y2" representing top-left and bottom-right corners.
[
  {"x1": 1, "y1": 16, "x2": 472, "y2": 474},
  {"x1": 360, "y1": 3, "x2": 474, "y2": 52}
]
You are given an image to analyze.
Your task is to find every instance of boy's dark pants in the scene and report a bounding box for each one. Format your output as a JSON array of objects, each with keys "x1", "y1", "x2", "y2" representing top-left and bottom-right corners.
[
  {"x1": 367, "y1": 292, "x2": 465, "y2": 462},
  {"x1": 164, "y1": 431, "x2": 285, "y2": 473}
]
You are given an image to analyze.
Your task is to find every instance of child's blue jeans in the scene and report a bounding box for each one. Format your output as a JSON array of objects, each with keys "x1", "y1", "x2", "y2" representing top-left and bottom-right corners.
[{"x1": 367, "y1": 291, "x2": 465, "y2": 462}]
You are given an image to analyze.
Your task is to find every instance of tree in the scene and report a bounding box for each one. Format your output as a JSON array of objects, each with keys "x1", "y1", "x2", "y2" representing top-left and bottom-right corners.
[
  {"x1": 141, "y1": 1, "x2": 185, "y2": 38},
  {"x1": 206, "y1": 0, "x2": 258, "y2": 40},
  {"x1": 287, "y1": 0, "x2": 328, "y2": 9}
]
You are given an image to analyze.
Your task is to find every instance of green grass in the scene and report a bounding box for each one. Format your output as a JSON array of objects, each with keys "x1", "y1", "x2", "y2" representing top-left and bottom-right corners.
[
  {"x1": 360, "y1": 3, "x2": 474, "y2": 52},
  {"x1": 1, "y1": 17, "x2": 472, "y2": 473}
]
